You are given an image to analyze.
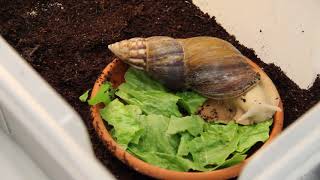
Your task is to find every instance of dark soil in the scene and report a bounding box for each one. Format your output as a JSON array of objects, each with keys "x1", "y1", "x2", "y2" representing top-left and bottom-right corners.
[{"x1": 1, "y1": 0, "x2": 319, "y2": 179}]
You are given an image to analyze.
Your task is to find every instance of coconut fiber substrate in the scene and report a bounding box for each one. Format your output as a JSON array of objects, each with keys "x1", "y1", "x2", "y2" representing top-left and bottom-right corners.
[{"x1": 1, "y1": 0, "x2": 319, "y2": 179}]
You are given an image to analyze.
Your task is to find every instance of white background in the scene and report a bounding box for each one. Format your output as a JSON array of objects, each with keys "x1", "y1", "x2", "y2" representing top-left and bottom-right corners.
[{"x1": 194, "y1": 0, "x2": 320, "y2": 88}]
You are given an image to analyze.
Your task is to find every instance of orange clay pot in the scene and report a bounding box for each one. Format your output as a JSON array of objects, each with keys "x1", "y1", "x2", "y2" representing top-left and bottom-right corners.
[{"x1": 91, "y1": 59, "x2": 284, "y2": 180}]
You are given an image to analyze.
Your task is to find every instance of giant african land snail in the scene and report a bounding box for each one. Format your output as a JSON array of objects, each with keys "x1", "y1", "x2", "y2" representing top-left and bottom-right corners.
[{"x1": 108, "y1": 36, "x2": 281, "y2": 125}]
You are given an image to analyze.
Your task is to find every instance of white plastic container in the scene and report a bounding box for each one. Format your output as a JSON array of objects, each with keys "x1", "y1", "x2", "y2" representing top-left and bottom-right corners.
[
  {"x1": 0, "y1": 0, "x2": 319, "y2": 179},
  {"x1": 0, "y1": 129, "x2": 49, "y2": 180},
  {"x1": 0, "y1": 38, "x2": 115, "y2": 180}
]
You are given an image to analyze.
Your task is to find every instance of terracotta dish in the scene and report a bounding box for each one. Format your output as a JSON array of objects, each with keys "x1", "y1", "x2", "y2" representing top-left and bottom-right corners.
[{"x1": 91, "y1": 59, "x2": 284, "y2": 180}]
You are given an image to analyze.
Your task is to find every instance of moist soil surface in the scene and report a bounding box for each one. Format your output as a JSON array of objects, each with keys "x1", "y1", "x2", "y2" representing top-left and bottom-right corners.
[{"x1": 1, "y1": 0, "x2": 319, "y2": 179}]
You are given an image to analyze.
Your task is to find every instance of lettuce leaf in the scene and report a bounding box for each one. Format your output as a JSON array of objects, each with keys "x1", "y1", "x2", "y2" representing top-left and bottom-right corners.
[
  {"x1": 236, "y1": 119, "x2": 272, "y2": 153},
  {"x1": 100, "y1": 99, "x2": 143, "y2": 149},
  {"x1": 127, "y1": 149, "x2": 196, "y2": 172},
  {"x1": 130, "y1": 114, "x2": 179, "y2": 154},
  {"x1": 123, "y1": 68, "x2": 166, "y2": 91},
  {"x1": 216, "y1": 153, "x2": 247, "y2": 169},
  {"x1": 177, "y1": 132, "x2": 193, "y2": 156},
  {"x1": 167, "y1": 115, "x2": 204, "y2": 136},
  {"x1": 185, "y1": 122, "x2": 239, "y2": 167},
  {"x1": 100, "y1": 98, "x2": 272, "y2": 171},
  {"x1": 205, "y1": 122, "x2": 239, "y2": 141},
  {"x1": 116, "y1": 68, "x2": 181, "y2": 117},
  {"x1": 79, "y1": 89, "x2": 90, "y2": 102},
  {"x1": 128, "y1": 114, "x2": 207, "y2": 172},
  {"x1": 176, "y1": 91, "x2": 207, "y2": 115},
  {"x1": 116, "y1": 87, "x2": 181, "y2": 117},
  {"x1": 88, "y1": 82, "x2": 114, "y2": 105}
]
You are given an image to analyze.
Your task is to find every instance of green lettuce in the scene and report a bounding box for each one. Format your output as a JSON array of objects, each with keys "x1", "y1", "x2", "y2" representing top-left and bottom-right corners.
[
  {"x1": 167, "y1": 115, "x2": 204, "y2": 136},
  {"x1": 88, "y1": 67, "x2": 273, "y2": 172},
  {"x1": 116, "y1": 68, "x2": 181, "y2": 117},
  {"x1": 204, "y1": 121, "x2": 239, "y2": 141},
  {"x1": 176, "y1": 91, "x2": 207, "y2": 115},
  {"x1": 127, "y1": 149, "x2": 196, "y2": 172},
  {"x1": 185, "y1": 122, "x2": 239, "y2": 167},
  {"x1": 122, "y1": 68, "x2": 165, "y2": 91},
  {"x1": 177, "y1": 132, "x2": 193, "y2": 156},
  {"x1": 116, "y1": 87, "x2": 181, "y2": 117},
  {"x1": 236, "y1": 120, "x2": 272, "y2": 153},
  {"x1": 100, "y1": 99, "x2": 143, "y2": 149},
  {"x1": 130, "y1": 114, "x2": 179, "y2": 154},
  {"x1": 176, "y1": 121, "x2": 272, "y2": 169},
  {"x1": 79, "y1": 89, "x2": 90, "y2": 102},
  {"x1": 127, "y1": 114, "x2": 204, "y2": 172},
  {"x1": 216, "y1": 153, "x2": 247, "y2": 169},
  {"x1": 88, "y1": 82, "x2": 114, "y2": 105}
]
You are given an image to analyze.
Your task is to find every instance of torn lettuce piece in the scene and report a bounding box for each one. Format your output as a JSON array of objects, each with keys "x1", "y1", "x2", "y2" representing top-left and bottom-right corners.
[
  {"x1": 205, "y1": 121, "x2": 239, "y2": 141},
  {"x1": 124, "y1": 68, "x2": 166, "y2": 91},
  {"x1": 176, "y1": 91, "x2": 207, "y2": 115},
  {"x1": 130, "y1": 129, "x2": 145, "y2": 145},
  {"x1": 188, "y1": 133, "x2": 239, "y2": 167},
  {"x1": 130, "y1": 114, "x2": 180, "y2": 154},
  {"x1": 79, "y1": 89, "x2": 90, "y2": 102},
  {"x1": 116, "y1": 67, "x2": 181, "y2": 117},
  {"x1": 236, "y1": 119, "x2": 272, "y2": 153},
  {"x1": 127, "y1": 149, "x2": 196, "y2": 172},
  {"x1": 177, "y1": 132, "x2": 193, "y2": 156},
  {"x1": 166, "y1": 115, "x2": 204, "y2": 136},
  {"x1": 88, "y1": 82, "x2": 114, "y2": 105},
  {"x1": 128, "y1": 114, "x2": 205, "y2": 172},
  {"x1": 100, "y1": 99, "x2": 143, "y2": 149},
  {"x1": 181, "y1": 122, "x2": 239, "y2": 167},
  {"x1": 216, "y1": 153, "x2": 247, "y2": 169},
  {"x1": 116, "y1": 84, "x2": 181, "y2": 117}
]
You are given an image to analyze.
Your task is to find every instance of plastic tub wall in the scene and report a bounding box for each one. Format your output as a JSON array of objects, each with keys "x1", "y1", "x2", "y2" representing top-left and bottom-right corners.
[
  {"x1": 0, "y1": 38, "x2": 115, "y2": 180},
  {"x1": 0, "y1": 129, "x2": 49, "y2": 180}
]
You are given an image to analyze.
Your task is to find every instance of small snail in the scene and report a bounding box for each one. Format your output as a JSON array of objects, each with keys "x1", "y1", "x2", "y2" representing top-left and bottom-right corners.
[{"x1": 108, "y1": 36, "x2": 281, "y2": 125}]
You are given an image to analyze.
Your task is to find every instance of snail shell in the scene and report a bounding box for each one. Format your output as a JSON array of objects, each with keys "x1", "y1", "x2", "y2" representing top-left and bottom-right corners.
[{"x1": 108, "y1": 36, "x2": 260, "y2": 99}]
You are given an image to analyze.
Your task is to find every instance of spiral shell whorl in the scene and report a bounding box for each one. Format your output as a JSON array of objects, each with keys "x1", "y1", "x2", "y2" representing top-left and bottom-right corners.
[
  {"x1": 145, "y1": 37, "x2": 185, "y2": 90},
  {"x1": 108, "y1": 36, "x2": 186, "y2": 89},
  {"x1": 178, "y1": 37, "x2": 261, "y2": 99},
  {"x1": 108, "y1": 38, "x2": 147, "y2": 69}
]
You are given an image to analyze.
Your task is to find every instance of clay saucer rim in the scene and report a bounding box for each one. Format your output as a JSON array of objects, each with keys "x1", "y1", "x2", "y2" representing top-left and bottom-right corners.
[{"x1": 90, "y1": 59, "x2": 284, "y2": 180}]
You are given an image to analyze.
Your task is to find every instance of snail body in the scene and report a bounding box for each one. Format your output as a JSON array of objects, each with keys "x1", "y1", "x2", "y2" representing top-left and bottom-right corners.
[
  {"x1": 108, "y1": 36, "x2": 281, "y2": 124},
  {"x1": 199, "y1": 77, "x2": 281, "y2": 125},
  {"x1": 231, "y1": 66, "x2": 281, "y2": 124},
  {"x1": 108, "y1": 36, "x2": 260, "y2": 99}
]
